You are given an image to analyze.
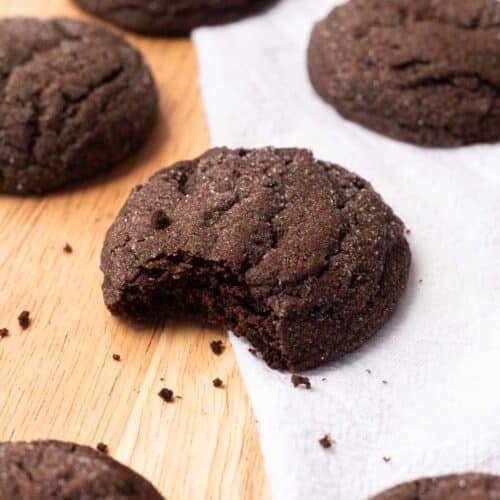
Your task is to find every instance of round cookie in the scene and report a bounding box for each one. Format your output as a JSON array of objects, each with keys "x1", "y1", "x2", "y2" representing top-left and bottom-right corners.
[
  {"x1": 0, "y1": 440, "x2": 164, "y2": 499},
  {"x1": 101, "y1": 147, "x2": 411, "y2": 372},
  {"x1": 307, "y1": 0, "x2": 500, "y2": 147},
  {"x1": 74, "y1": 0, "x2": 277, "y2": 36},
  {"x1": 371, "y1": 473, "x2": 500, "y2": 499},
  {"x1": 0, "y1": 18, "x2": 157, "y2": 195}
]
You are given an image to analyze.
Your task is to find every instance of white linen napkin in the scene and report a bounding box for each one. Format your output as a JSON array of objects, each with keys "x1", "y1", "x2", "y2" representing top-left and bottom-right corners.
[{"x1": 193, "y1": 1, "x2": 500, "y2": 498}]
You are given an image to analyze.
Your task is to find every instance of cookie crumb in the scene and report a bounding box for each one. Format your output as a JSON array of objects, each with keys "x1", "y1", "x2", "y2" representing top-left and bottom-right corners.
[
  {"x1": 382, "y1": 380, "x2": 388, "y2": 385},
  {"x1": 291, "y1": 374, "x2": 311, "y2": 389},
  {"x1": 96, "y1": 442, "x2": 109, "y2": 454},
  {"x1": 160, "y1": 377, "x2": 165, "y2": 382},
  {"x1": 18, "y1": 311, "x2": 30, "y2": 330},
  {"x1": 175, "y1": 395, "x2": 183, "y2": 399},
  {"x1": 248, "y1": 348, "x2": 258, "y2": 356},
  {"x1": 63, "y1": 243, "x2": 73, "y2": 253},
  {"x1": 112, "y1": 353, "x2": 121, "y2": 362},
  {"x1": 0, "y1": 328, "x2": 8, "y2": 339},
  {"x1": 365, "y1": 369, "x2": 372, "y2": 374},
  {"x1": 405, "y1": 228, "x2": 411, "y2": 235},
  {"x1": 319, "y1": 434, "x2": 334, "y2": 449},
  {"x1": 321, "y1": 377, "x2": 327, "y2": 381},
  {"x1": 151, "y1": 210, "x2": 170, "y2": 230},
  {"x1": 212, "y1": 377, "x2": 224, "y2": 388},
  {"x1": 418, "y1": 279, "x2": 423, "y2": 283},
  {"x1": 210, "y1": 340, "x2": 225, "y2": 355},
  {"x1": 382, "y1": 456, "x2": 391, "y2": 463},
  {"x1": 158, "y1": 388, "x2": 174, "y2": 403}
]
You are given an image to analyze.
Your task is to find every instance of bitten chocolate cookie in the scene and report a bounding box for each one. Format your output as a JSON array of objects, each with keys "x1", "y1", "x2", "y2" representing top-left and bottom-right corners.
[
  {"x1": 101, "y1": 147, "x2": 410, "y2": 371},
  {"x1": 0, "y1": 440, "x2": 164, "y2": 499},
  {"x1": 371, "y1": 473, "x2": 500, "y2": 499},
  {"x1": 0, "y1": 18, "x2": 157, "y2": 195},
  {"x1": 308, "y1": 0, "x2": 500, "y2": 147},
  {"x1": 74, "y1": 0, "x2": 277, "y2": 36}
]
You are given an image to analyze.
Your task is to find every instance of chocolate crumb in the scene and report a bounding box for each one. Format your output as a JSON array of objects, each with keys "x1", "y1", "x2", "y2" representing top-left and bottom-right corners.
[
  {"x1": 382, "y1": 380, "x2": 388, "y2": 385},
  {"x1": 96, "y1": 442, "x2": 109, "y2": 454},
  {"x1": 319, "y1": 434, "x2": 334, "y2": 449},
  {"x1": 158, "y1": 388, "x2": 174, "y2": 402},
  {"x1": 366, "y1": 369, "x2": 372, "y2": 374},
  {"x1": 383, "y1": 456, "x2": 391, "y2": 463},
  {"x1": 210, "y1": 340, "x2": 225, "y2": 355},
  {"x1": 0, "y1": 328, "x2": 8, "y2": 339},
  {"x1": 291, "y1": 374, "x2": 311, "y2": 389},
  {"x1": 321, "y1": 378, "x2": 327, "y2": 381},
  {"x1": 112, "y1": 353, "x2": 121, "y2": 362},
  {"x1": 248, "y1": 348, "x2": 257, "y2": 356},
  {"x1": 405, "y1": 229, "x2": 411, "y2": 235},
  {"x1": 212, "y1": 377, "x2": 224, "y2": 388},
  {"x1": 63, "y1": 243, "x2": 73, "y2": 253},
  {"x1": 18, "y1": 311, "x2": 30, "y2": 330},
  {"x1": 418, "y1": 279, "x2": 423, "y2": 283},
  {"x1": 160, "y1": 377, "x2": 165, "y2": 382},
  {"x1": 151, "y1": 210, "x2": 170, "y2": 230}
]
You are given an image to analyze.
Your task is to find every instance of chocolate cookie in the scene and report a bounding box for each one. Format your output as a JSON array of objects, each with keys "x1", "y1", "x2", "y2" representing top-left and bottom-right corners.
[
  {"x1": 308, "y1": 0, "x2": 500, "y2": 147},
  {"x1": 101, "y1": 147, "x2": 410, "y2": 372},
  {"x1": 0, "y1": 18, "x2": 157, "y2": 195},
  {"x1": 74, "y1": 0, "x2": 277, "y2": 36},
  {"x1": 0, "y1": 440, "x2": 164, "y2": 499},
  {"x1": 371, "y1": 473, "x2": 500, "y2": 499}
]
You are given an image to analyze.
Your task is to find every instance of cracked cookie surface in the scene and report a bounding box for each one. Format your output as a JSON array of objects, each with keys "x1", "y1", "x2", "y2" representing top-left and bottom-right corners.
[
  {"x1": 74, "y1": 0, "x2": 277, "y2": 36},
  {"x1": 101, "y1": 147, "x2": 410, "y2": 372},
  {"x1": 308, "y1": 0, "x2": 500, "y2": 147},
  {"x1": 0, "y1": 18, "x2": 157, "y2": 195},
  {"x1": 371, "y1": 474, "x2": 500, "y2": 499},
  {"x1": 0, "y1": 440, "x2": 164, "y2": 499}
]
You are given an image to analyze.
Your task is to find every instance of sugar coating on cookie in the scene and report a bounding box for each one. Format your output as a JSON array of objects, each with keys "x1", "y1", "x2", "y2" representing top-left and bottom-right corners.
[
  {"x1": 308, "y1": 0, "x2": 500, "y2": 147},
  {"x1": 0, "y1": 440, "x2": 164, "y2": 499},
  {"x1": 370, "y1": 473, "x2": 500, "y2": 499},
  {"x1": 74, "y1": 0, "x2": 277, "y2": 36},
  {"x1": 0, "y1": 18, "x2": 157, "y2": 195},
  {"x1": 101, "y1": 147, "x2": 410, "y2": 372}
]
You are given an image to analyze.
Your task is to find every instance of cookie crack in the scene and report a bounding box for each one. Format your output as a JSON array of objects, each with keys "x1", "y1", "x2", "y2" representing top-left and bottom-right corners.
[
  {"x1": 315, "y1": 229, "x2": 348, "y2": 281},
  {"x1": 269, "y1": 200, "x2": 286, "y2": 250},
  {"x1": 400, "y1": 71, "x2": 500, "y2": 96},
  {"x1": 390, "y1": 58, "x2": 431, "y2": 71},
  {"x1": 202, "y1": 193, "x2": 241, "y2": 228},
  {"x1": 66, "y1": 65, "x2": 125, "y2": 106},
  {"x1": 335, "y1": 68, "x2": 499, "y2": 138},
  {"x1": 29, "y1": 63, "x2": 125, "y2": 171},
  {"x1": 266, "y1": 159, "x2": 290, "y2": 251}
]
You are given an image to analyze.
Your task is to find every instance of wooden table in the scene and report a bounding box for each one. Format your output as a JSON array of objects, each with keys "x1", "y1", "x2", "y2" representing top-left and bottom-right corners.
[{"x1": 0, "y1": 2, "x2": 271, "y2": 498}]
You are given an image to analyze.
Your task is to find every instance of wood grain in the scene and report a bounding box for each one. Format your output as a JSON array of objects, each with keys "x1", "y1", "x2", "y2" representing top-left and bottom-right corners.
[{"x1": 0, "y1": 1, "x2": 271, "y2": 499}]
